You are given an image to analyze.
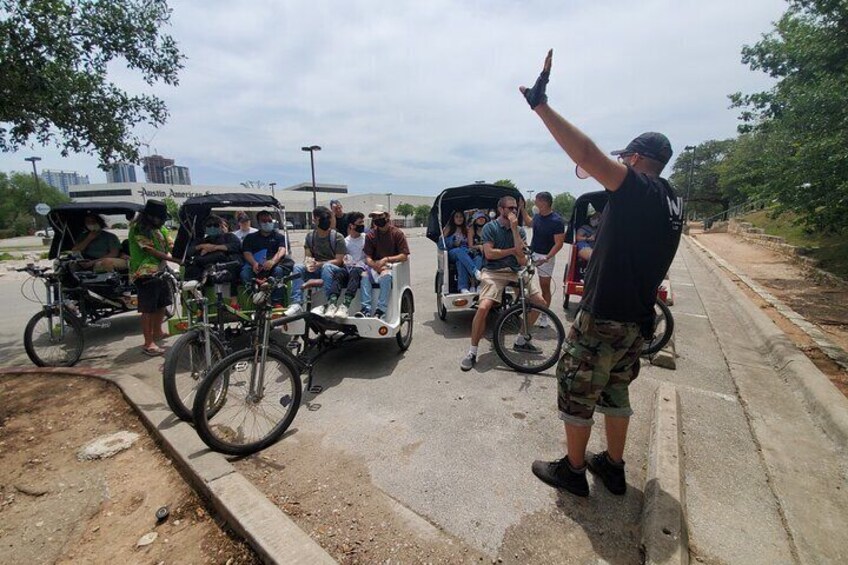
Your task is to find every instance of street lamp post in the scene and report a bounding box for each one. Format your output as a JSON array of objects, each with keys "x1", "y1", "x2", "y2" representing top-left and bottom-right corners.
[
  {"x1": 269, "y1": 182, "x2": 276, "y2": 201},
  {"x1": 25, "y1": 156, "x2": 43, "y2": 230},
  {"x1": 684, "y1": 145, "x2": 697, "y2": 222},
  {"x1": 301, "y1": 145, "x2": 321, "y2": 212},
  {"x1": 387, "y1": 192, "x2": 393, "y2": 213}
]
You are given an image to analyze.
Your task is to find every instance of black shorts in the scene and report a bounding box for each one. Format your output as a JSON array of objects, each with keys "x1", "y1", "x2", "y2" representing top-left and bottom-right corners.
[{"x1": 136, "y1": 277, "x2": 172, "y2": 314}]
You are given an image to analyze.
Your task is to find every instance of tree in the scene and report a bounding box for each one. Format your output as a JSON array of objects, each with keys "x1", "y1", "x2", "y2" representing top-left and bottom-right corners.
[
  {"x1": 240, "y1": 180, "x2": 266, "y2": 191},
  {"x1": 413, "y1": 205, "x2": 430, "y2": 227},
  {"x1": 494, "y1": 179, "x2": 518, "y2": 189},
  {"x1": 729, "y1": 0, "x2": 848, "y2": 232},
  {"x1": 395, "y1": 203, "x2": 415, "y2": 219},
  {"x1": 668, "y1": 139, "x2": 742, "y2": 218},
  {"x1": 0, "y1": 0, "x2": 185, "y2": 166},
  {"x1": 0, "y1": 171, "x2": 70, "y2": 236},
  {"x1": 163, "y1": 196, "x2": 179, "y2": 222},
  {"x1": 552, "y1": 192, "x2": 575, "y2": 219}
]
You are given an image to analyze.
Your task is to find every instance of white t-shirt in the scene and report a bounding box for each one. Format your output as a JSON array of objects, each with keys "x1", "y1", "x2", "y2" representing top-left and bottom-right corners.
[
  {"x1": 344, "y1": 234, "x2": 366, "y2": 267},
  {"x1": 234, "y1": 227, "x2": 257, "y2": 241}
]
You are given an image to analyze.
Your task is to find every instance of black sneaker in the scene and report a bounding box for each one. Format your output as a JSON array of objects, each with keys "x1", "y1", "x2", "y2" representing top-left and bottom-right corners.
[
  {"x1": 587, "y1": 451, "x2": 627, "y2": 495},
  {"x1": 531, "y1": 457, "x2": 589, "y2": 497},
  {"x1": 513, "y1": 339, "x2": 542, "y2": 354},
  {"x1": 374, "y1": 309, "x2": 385, "y2": 320}
]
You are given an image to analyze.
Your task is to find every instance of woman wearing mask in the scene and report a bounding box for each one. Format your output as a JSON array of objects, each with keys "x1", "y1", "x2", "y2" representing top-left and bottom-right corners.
[
  {"x1": 575, "y1": 208, "x2": 601, "y2": 262},
  {"x1": 441, "y1": 210, "x2": 481, "y2": 294},
  {"x1": 466, "y1": 210, "x2": 488, "y2": 275},
  {"x1": 72, "y1": 214, "x2": 126, "y2": 272},
  {"x1": 129, "y1": 199, "x2": 180, "y2": 356}
]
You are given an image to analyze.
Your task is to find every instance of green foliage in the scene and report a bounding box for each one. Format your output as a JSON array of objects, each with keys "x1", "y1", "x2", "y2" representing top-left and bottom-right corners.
[
  {"x1": 0, "y1": 252, "x2": 14, "y2": 260},
  {"x1": 728, "y1": 0, "x2": 848, "y2": 232},
  {"x1": 552, "y1": 192, "x2": 576, "y2": 219},
  {"x1": 0, "y1": 171, "x2": 70, "y2": 236},
  {"x1": 111, "y1": 222, "x2": 129, "y2": 229},
  {"x1": 0, "y1": 0, "x2": 185, "y2": 166},
  {"x1": 493, "y1": 179, "x2": 518, "y2": 189},
  {"x1": 669, "y1": 139, "x2": 743, "y2": 218},
  {"x1": 163, "y1": 196, "x2": 179, "y2": 221},
  {"x1": 395, "y1": 203, "x2": 415, "y2": 218},
  {"x1": 413, "y1": 205, "x2": 431, "y2": 227}
]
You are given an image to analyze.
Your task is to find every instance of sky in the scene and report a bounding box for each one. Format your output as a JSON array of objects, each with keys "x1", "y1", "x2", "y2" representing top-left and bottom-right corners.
[{"x1": 0, "y1": 0, "x2": 788, "y2": 196}]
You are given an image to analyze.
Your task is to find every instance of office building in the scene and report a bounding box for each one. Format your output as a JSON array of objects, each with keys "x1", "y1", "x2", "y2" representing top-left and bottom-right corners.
[
  {"x1": 106, "y1": 162, "x2": 137, "y2": 183},
  {"x1": 41, "y1": 169, "x2": 90, "y2": 195},
  {"x1": 163, "y1": 165, "x2": 191, "y2": 186},
  {"x1": 141, "y1": 154, "x2": 174, "y2": 184}
]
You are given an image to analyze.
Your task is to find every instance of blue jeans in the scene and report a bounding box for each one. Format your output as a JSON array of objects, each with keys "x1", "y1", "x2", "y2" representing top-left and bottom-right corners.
[
  {"x1": 290, "y1": 263, "x2": 342, "y2": 305},
  {"x1": 241, "y1": 263, "x2": 286, "y2": 303},
  {"x1": 449, "y1": 248, "x2": 482, "y2": 290},
  {"x1": 360, "y1": 271, "x2": 392, "y2": 315}
]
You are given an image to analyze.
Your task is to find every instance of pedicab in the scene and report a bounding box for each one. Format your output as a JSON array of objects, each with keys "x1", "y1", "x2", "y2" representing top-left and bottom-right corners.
[
  {"x1": 427, "y1": 184, "x2": 566, "y2": 373},
  {"x1": 162, "y1": 193, "x2": 294, "y2": 421},
  {"x1": 17, "y1": 201, "x2": 180, "y2": 367},
  {"x1": 562, "y1": 190, "x2": 674, "y2": 355},
  {"x1": 190, "y1": 238, "x2": 415, "y2": 456}
]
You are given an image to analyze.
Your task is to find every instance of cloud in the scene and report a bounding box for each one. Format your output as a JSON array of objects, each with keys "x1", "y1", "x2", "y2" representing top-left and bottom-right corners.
[{"x1": 0, "y1": 0, "x2": 787, "y2": 196}]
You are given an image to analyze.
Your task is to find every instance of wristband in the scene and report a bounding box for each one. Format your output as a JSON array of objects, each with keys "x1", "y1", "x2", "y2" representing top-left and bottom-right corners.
[{"x1": 523, "y1": 70, "x2": 549, "y2": 109}]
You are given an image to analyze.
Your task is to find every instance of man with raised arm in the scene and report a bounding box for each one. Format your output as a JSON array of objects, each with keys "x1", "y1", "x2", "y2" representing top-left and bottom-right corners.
[{"x1": 522, "y1": 50, "x2": 683, "y2": 498}]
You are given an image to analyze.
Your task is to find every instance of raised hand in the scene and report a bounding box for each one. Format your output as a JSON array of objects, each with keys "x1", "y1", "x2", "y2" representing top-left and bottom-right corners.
[{"x1": 519, "y1": 49, "x2": 553, "y2": 110}]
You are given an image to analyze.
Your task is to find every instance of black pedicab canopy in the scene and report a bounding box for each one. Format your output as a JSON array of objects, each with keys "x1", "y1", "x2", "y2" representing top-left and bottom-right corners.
[
  {"x1": 172, "y1": 193, "x2": 285, "y2": 260},
  {"x1": 566, "y1": 191, "x2": 608, "y2": 244},
  {"x1": 426, "y1": 183, "x2": 526, "y2": 244},
  {"x1": 47, "y1": 202, "x2": 143, "y2": 259}
]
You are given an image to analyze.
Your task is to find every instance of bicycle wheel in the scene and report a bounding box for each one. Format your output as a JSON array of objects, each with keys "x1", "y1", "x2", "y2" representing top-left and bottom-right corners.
[
  {"x1": 642, "y1": 299, "x2": 674, "y2": 356},
  {"x1": 23, "y1": 309, "x2": 85, "y2": 367},
  {"x1": 396, "y1": 290, "x2": 414, "y2": 351},
  {"x1": 492, "y1": 303, "x2": 565, "y2": 374},
  {"x1": 162, "y1": 329, "x2": 227, "y2": 422},
  {"x1": 193, "y1": 348, "x2": 302, "y2": 456},
  {"x1": 164, "y1": 275, "x2": 178, "y2": 319},
  {"x1": 435, "y1": 272, "x2": 446, "y2": 321}
]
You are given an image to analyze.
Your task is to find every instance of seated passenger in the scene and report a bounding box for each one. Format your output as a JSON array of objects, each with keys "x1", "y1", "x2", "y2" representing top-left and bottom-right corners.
[
  {"x1": 184, "y1": 215, "x2": 242, "y2": 282},
  {"x1": 441, "y1": 210, "x2": 482, "y2": 293},
  {"x1": 324, "y1": 212, "x2": 367, "y2": 319},
  {"x1": 240, "y1": 210, "x2": 292, "y2": 305},
  {"x1": 359, "y1": 205, "x2": 409, "y2": 320},
  {"x1": 575, "y1": 208, "x2": 601, "y2": 263},
  {"x1": 285, "y1": 206, "x2": 346, "y2": 316},
  {"x1": 72, "y1": 214, "x2": 126, "y2": 272},
  {"x1": 233, "y1": 212, "x2": 257, "y2": 241}
]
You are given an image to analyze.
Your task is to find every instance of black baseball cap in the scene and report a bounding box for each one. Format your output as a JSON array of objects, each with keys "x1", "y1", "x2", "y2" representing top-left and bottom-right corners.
[{"x1": 611, "y1": 132, "x2": 673, "y2": 165}]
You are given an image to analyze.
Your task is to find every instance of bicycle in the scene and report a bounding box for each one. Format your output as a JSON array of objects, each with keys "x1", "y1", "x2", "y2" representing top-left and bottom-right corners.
[{"x1": 491, "y1": 248, "x2": 566, "y2": 374}]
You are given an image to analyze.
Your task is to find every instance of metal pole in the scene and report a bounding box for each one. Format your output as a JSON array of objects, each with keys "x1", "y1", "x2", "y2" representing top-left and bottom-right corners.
[
  {"x1": 387, "y1": 193, "x2": 392, "y2": 213},
  {"x1": 684, "y1": 145, "x2": 696, "y2": 221},
  {"x1": 269, "y1": 182, "x2": 276, "y2": 201},
  {"x1": 309, "y1": 152, "x2": 317, "y2": 211}
]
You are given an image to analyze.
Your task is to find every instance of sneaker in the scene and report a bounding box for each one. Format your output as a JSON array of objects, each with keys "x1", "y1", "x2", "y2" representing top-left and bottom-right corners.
[
  {"x1": 460, "y1": 352, "x2": 476, "y2": 371},
  {"x1": 473, "y1": 269, "x2": 483, "y2": 281},
  {"x1": 323, "y1": 303, "x2": 337, "y2": 317},
  {"x1": 531, "y1": 457, "x2": 589, "y2": 497},
  {"x1": 587, "y1": 451, "x2": 627, "y2": 495},
  {"x1": 355, "y1": 309, "x2": 368, "y2": 318},
  {"x1": 513, "y1": 338, "x2": 542, "y2": 354},
  {"x1": 333, "y1": 304, "x2": 349, "y2": 320},
  {"x1": 460, "y1": 288, "x2": 470, "y2": 294},
  {"x1": 374, "y1": 309, "x2": 385, "y2": 320},
  {"x1": 537, "y1": 314, "x2": 550, "y2": 328},
  {"x1": 284, "y1": 303, "x2": 303, "y2": 317},
  {"x1": 311, "y1": 304, "x2": 326, "y2": 316}
]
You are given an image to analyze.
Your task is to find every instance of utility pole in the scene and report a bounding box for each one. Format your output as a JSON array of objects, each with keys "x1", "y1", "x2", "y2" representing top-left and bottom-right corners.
[
  {"x1": 684, "y1": 145, "x2": 697, "y2": 222},
  {"x1": 301, "y1": 145, "x2": 321, "y2": 212},
  {"x1": 269, "y1": 182, "x2": 276, "y2": 201}
]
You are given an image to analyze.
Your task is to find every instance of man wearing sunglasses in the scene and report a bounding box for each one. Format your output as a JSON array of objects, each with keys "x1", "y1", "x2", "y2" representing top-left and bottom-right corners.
[
  {"x1": 520, "y1": 50, "x2": 683, "y2": 498},
  {"x1": 460, "y1": 195, "x2": 547, "y2": 371}
]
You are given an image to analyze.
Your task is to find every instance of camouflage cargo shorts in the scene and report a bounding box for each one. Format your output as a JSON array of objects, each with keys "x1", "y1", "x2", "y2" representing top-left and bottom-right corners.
[{"x1": 557, "y1": 309, "x2": 644, "y2": 426}]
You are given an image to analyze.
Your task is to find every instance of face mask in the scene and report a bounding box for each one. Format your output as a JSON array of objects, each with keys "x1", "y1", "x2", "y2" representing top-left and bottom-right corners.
[
  {"x1": 317, "y1": 217, "x2": 331, "y2": 230},
  {"x1": 488, "y1": 211, "x2": 496, "y2": 219},
  {"x1": 355, "y1": 224, "x2": 366, "y2": 234},
  {"x1": 86, "y1": 223, "x2": 100, "y2": 232},
  {"x1": 373, "y1": 217, "x2": 387, "y2": 228},
  {"x1": 205, "y1": 226, "x2": 221, "y2": 237},
  {"x1": 259, "y1": 222, "x2": 275, "y2": 233}
]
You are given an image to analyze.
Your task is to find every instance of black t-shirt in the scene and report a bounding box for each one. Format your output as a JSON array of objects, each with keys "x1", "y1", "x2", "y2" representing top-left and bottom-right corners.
[
  {"x1": 335, "y1": 213, "x2": 350, "y2": 235},
  {"x1": 242, "y1": 230, "x2": 288, "y2": 260},
  {"x1": 580, "y1": 168, "x2": 683, "y2": 334}
]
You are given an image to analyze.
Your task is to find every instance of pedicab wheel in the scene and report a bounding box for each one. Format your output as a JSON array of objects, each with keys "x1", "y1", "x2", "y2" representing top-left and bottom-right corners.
[
  {"x1": 396, "y1": 290, "x2": 414, "y2": 351},
  {"x1": 192, "y1": 348, "x2": 302, "y2": 456},
  {"x1": 162, "y1": 329, "x2": 227, "y2": 422},
  {"x1": 492, "y1": 303, "x2": 565, "y2": 374},
  {"x1": 642, "y1": 299, "x2": 674, "y2": 356},
  {"x1": 23, "y1": 309, "x2": 85, "y2": 367},
  {"x1": 164, "y1": 275, "x2": 179, "y2": 320},
  {"x1": 435, "y1": 272, "x2": 447, "y2": 320}
]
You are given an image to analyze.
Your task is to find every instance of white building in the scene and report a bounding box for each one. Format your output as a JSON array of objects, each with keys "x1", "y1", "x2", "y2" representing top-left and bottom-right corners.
[{"x1": 67, "y1": 182, "x2": 434, "y2": 228}]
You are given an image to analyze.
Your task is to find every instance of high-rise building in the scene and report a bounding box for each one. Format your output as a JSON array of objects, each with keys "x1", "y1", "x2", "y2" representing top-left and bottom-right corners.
[
  {"x1": 41, "y1": 169, "x2": 90, "y2": 195},
  {"x1": 106, "y1": 162, "x2": 137, "y2": 183},
  {"x1": 163, "y1": 165, "x2": 191, "y2": 185},
  {"x1": 141, "y1": 154, "x2": 175, "y2": 184}
]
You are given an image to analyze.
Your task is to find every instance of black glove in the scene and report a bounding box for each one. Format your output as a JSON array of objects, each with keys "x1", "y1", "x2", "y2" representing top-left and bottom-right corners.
[{"x1": 523, "y1": 69, "x2": 549, "y2": 109}]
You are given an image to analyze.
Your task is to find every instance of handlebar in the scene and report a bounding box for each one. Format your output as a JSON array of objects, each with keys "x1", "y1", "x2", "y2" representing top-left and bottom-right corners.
[{"x1": 15, "y1": 264, "x2": 50, "y2": 276}]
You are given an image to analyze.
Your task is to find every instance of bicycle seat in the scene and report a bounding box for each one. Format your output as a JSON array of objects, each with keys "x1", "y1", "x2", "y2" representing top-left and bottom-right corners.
[{"x1": 302, "y1": 279, "x2": 323, "y2": 289}]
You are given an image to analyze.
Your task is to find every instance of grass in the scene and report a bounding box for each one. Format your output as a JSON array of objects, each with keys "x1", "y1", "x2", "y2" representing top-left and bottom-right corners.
[
  {"x1": 743, "y1": 210, "x2": 848, "y2": 279},
  {"x1": 0, "y1": 252, "x2": 13, "y2": 261}
]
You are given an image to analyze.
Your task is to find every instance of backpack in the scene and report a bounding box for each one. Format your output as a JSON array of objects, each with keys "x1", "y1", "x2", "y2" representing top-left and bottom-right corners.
[{"x1": 305, "y1": 229, "x2": 339, "y2": 259}]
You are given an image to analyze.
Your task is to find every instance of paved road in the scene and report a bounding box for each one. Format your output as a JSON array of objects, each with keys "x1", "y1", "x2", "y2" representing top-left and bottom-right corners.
[{"x1": 2, "y1": 233, "x2": 845, "y2": 562}]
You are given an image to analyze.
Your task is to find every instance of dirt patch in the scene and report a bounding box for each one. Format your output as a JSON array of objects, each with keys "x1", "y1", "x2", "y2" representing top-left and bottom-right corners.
[
  {"x1": 0, "y1": 374, "x2": 257, "y2": 564},
  {"x1": 693, "y1": 232, "x2": 848, "y2": 396},
  {"x1": 235, "y1": 431, "x2": 491, "y2": 564}
]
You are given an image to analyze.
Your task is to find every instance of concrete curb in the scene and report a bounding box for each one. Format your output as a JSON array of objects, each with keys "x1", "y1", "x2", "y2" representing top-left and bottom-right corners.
[
  {"x1": 642, "y1": 382, "x2": 689, "y2": 565},
  {"x1": 0, "y1": 366, "x2": 336, "y2": 565},
  {"x1": 686, "y1": 236, "x2": 848, "y2": 448}
]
